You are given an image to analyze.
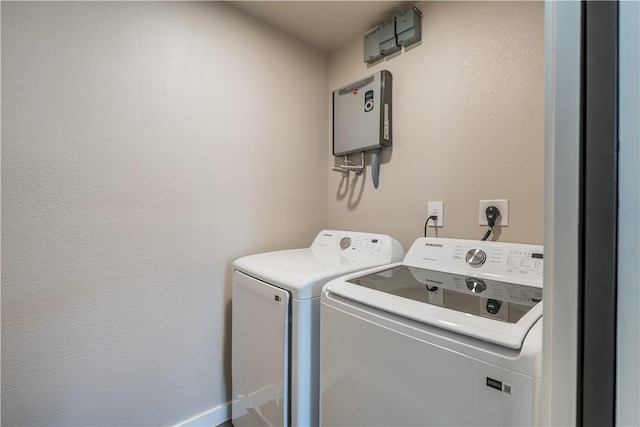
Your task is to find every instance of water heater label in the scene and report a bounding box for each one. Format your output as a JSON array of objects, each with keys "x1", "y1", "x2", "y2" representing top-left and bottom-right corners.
[{"x1": 383, "y1": 104, "x2": 390, "y2": 140}]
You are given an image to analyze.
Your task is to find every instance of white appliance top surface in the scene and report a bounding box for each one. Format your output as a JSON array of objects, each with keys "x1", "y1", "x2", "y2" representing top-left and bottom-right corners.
[
  {"x1": 233, "y1": 230, "x2": 404, "y2": 300},
  {"x1": 324, "y1": 237, "x2": 544, "y2": 349}
]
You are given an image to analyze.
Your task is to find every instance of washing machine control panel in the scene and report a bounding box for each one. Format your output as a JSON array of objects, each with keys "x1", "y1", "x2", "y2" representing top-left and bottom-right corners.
[{"x1": 403, "y1": 238, "x2": 543, "y2": 287}]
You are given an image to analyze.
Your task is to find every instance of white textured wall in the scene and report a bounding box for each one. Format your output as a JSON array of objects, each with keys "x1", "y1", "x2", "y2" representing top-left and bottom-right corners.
[
  {"x1": 1, "y1": 2, "x2": 327, "y2": 425},
  {"x1": 327, "y1": 1, "x2": 544, "y2": 249}
]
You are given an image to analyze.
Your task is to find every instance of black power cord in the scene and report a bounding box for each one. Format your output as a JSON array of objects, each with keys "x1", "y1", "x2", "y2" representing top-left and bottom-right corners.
[
  {"x1": 481, "y1": 227, "x2": 493, "y2": 241},
  {"x1": 481, "y1": 206, "x2": 500, "y2": 241},
  {"x1": 424, "y1": 215, "x2": 438, "y2": 237}
]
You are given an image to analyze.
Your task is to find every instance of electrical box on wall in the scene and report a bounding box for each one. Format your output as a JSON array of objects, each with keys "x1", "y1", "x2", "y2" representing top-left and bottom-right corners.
[
  {"x1": 362, "y1": 6, "x2": 422, "y2": 63},
  {"x1": 396, "y1": 7, "x2": 422, "y2": 47},
  {"x1": 364, "y1": 29, "x2": 383, "y2": 63},
  {"x1": 379, "y1": 18, "x2": 400, "y2": 56},
  {"x1": 333, "y1": 70, "x2": 392, "y2": 156}
]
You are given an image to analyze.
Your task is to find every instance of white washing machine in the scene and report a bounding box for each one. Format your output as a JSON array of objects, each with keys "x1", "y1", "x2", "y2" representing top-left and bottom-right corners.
[
  {"x1": 320, "y1": 237, "x2": 544, "y2": 426},
  {"x1": 231, "y1": 230, "x2": 404, "y2": 427}
]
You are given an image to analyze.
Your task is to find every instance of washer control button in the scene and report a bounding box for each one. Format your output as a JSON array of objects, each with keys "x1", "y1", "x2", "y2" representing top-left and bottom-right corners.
[
  {"x1": 340, "y1": 237, "x2": 352, "y2": 249},
  {"x1": 486, "y1": 299, "x2": 501, "y2": 314},
  {"x1": 465, "y1": 248, "x2": 487, "y2": 266},
  {"x1": 466, "y1": 277, "x2": 487, "y2": 293}
]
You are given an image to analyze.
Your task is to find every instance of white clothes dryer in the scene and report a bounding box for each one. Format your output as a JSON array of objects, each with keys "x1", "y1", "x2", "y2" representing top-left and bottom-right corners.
[
  {"x1": 320, "y1": 237, "x2": 544, "y2": 426},
  {"x1": 231, "y1": 230, "x2": 404, "y2": 427}
]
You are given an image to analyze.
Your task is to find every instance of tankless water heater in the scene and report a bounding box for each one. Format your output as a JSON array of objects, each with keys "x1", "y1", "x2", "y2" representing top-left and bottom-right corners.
[{"x1": 333, "y1": 70, "x2": 392, "y2": 156}]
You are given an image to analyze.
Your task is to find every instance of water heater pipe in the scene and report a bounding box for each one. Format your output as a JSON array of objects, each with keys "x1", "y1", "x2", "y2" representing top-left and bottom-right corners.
[{"x1": 371, "y1": 149, "x2": 381, "y2": 189}]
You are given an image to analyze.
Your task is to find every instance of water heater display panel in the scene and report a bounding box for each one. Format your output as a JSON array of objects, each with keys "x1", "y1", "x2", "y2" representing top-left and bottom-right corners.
[{"x1": 333, "y1": 70, "x2": 392, "y2": 156}]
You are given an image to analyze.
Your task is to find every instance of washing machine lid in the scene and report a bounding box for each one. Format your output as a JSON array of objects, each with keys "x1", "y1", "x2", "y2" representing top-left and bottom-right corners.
[
  {"x1": 325, "y1": 264, "x2": 543, "y2": 349},
  {"x1": 233, "y1": 231, "x2": 404, "y2": 300}
]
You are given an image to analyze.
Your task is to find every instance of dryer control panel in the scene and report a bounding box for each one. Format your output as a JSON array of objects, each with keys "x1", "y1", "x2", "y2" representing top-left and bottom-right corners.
[
  {"x1": 311, "y1": 230, "x2": 404, "y2": 262},
  {"x1": 403, "y1": 238, "x2": 543, "y2": 287}
]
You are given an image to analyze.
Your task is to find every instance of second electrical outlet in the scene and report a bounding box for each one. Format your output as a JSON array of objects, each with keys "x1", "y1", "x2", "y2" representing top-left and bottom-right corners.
[{"x1": 428, "y1": 201, "x2": 444, "y2": 227}]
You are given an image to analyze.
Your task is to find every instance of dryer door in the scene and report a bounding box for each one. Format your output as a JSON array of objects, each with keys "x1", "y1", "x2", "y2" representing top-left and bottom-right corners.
[{"x1": 232, "y1": 271, "x2": 290, "y2": 427}]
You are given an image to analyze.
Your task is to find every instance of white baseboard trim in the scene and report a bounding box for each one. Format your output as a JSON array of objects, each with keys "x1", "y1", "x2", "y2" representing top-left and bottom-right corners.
[{"x1": 174, "y1": 402, "x2": 231, "y2": 427}]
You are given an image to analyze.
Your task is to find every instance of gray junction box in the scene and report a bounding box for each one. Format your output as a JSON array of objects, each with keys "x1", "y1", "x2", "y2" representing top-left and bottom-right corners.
[
  {"x1": 333, "y1": 70, "x2": 393, "y2": 156},
  {"x1": 396, "y1": 7, "x2": 422, "y2": 47},
  {"x1": 364, "y1": 29, "x2": 383, "y2": 63},
  {"x1": 379, "y1": 18, "x2": 400, "y2": 56}
]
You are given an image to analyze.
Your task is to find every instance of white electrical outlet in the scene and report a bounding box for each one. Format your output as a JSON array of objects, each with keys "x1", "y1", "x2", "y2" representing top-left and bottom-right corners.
[
  {"x1": 479, "y1": 200, "x2": 509, "y2": 226},
  {"x1": 427, "y1": 201, "x2": 444, "y2": 227}
]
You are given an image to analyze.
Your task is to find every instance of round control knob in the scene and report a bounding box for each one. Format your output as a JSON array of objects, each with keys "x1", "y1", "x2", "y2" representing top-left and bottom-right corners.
[
  {"x1": 486, "y1": 299, "x2": 501, "y2": 315},
  {"x1": 466, "y1": 277, "x2": 487, "y2": 293},
  {"x1": 364, "y1": 100, "x2": 374, "y2": 112},
  {"x1": 465, "y1": 248, "x2": 487, "y2": 266},
  {"x1": 339, "y1": 237, "x2": 352, "y2": 249}
]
